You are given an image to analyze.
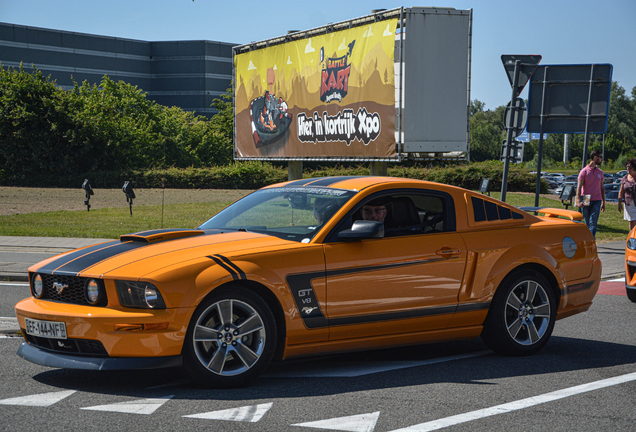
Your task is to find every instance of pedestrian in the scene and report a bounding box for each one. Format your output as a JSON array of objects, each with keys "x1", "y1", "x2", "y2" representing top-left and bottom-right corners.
[
  {"x1": 575, "y1": 150, "x2": 605, "y2": 238},
  {"x1": 618, "y1": 158, "x2": 636, "y2": 232}
]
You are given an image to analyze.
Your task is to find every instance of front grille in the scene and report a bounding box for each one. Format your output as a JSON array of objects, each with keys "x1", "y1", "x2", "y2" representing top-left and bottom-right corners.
[
  {"x1": 23, "y1": 331, "x2": 108, "y2": 356},
  {"x1": 35, "y1": 274, "x2": 107, "y2": 306}
]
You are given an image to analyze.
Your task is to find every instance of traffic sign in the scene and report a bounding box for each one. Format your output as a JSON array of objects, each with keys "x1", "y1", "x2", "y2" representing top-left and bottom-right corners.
[
  {"x1": 504, "y1": 97, "x2": 528, "y2": 138},
  {"x1": 501, "y1": 55, "x2": 542, "y2": 98},
  {"x1": 500, "y1": 139, "x2": 524, "y2": 164}
]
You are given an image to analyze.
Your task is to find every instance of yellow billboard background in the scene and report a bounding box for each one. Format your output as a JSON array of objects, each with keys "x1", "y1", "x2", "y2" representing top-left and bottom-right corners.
[{"x1": 234, "y1": 18, "x2": 398, "y2": 158}]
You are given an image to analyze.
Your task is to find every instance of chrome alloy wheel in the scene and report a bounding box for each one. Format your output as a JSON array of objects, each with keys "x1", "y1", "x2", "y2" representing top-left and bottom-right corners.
[
  {"x1": 192, "y1": 299, "x2": 266, "y2": 376},
  {"x1": 504, "y1": 279, "x2": 551, "y2": 346}
]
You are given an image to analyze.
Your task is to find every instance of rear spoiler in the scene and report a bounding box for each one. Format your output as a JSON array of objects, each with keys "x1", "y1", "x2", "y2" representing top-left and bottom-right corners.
[{"x1": 518, "y1": 206, "x2": 584, "y2": 222}]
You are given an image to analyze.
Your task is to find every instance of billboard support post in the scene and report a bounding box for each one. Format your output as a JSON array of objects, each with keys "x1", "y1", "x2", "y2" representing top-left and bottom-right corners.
[
  {"x1": 581, "y1": 64, "x2": 596, "y2": 168},
  {"x1": 288, "y1": 161, "x2": 303, "y2": 181},
  {"x1": 534, "y1": 66, "x2": 549, "y2": 207}
]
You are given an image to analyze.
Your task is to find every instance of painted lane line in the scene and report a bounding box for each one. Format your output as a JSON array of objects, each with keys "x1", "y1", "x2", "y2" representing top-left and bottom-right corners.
[
  {"x1": 293, "y1": 411, "x2": 380, "y2": 432},
  {"x1": 81, "y1": 395, "x2": 173, "y2": 415},
  {"x1": 184, "y1": 402, "x2": 273, "y2": 422},
  {"x1": 388, "y1": 371, "x2": 636, "y2": 432},
  {"x1": 264, "y1": 351, "x2": 490, "y2": 378},
  {"x1": 0, "y1": 283, "x2": 28, "y2": 287},
  {"x1": 0, "y1": 390, "x2": 76, "y2": 407},
  {"x1": 607, "y1": 277, "x2": 625, "y2": 282},
  {"x1": 0, "y1": 317, "x2": 17, "y2": 320}
]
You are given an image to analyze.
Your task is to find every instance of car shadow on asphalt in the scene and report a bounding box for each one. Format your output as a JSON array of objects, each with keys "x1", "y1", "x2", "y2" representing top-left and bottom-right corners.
[{"x1": 29, "y1": 336, "x2": 636, "y2": 400}]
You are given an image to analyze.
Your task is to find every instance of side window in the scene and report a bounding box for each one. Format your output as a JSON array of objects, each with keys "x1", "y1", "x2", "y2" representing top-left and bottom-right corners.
[{"x1": 326, "y1": 190, "x2": 454, "y2": 242}]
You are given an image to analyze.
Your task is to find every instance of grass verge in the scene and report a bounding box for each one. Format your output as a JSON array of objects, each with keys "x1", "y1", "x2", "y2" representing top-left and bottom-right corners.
[{"x1": 0, "y1": 192, "x2": 630, "y2": 243}]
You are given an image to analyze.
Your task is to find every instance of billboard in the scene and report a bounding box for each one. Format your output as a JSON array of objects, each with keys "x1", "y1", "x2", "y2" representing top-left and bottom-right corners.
[{"x1": 234, "y1": 19, "x2": 399, "y2": 159}]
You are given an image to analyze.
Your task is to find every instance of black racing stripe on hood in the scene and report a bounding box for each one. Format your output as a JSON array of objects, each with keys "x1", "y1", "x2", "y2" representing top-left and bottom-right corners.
[{"x1": 39, "y1": 241, "x2": 147, "y2": 276}]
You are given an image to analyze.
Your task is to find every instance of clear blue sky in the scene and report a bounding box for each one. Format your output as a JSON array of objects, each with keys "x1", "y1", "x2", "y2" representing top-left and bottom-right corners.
[{"x1": 2, "y1": 0, "x2": 634, "y2": 110}]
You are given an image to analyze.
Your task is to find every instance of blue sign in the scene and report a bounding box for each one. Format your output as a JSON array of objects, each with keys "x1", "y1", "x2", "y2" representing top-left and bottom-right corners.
[{"x1": 517, "y1": 130, "x2": 548, "y2": 142}]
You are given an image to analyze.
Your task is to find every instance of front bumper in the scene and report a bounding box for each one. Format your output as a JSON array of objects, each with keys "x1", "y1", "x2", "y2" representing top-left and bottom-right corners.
[{"x1": 17, "y1": 343, "x2": 182, "y2": 370}]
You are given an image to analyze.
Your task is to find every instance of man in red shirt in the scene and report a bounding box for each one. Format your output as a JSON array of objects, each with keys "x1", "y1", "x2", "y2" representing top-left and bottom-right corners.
[{"x1": 575, "y1": 150, "x2": 606, "y2": 238}]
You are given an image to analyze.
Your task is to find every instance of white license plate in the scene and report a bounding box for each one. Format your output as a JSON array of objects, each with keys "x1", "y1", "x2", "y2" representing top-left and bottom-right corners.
[{"x1": 24, "y1": 318, "x2": 67, "y2": 339}]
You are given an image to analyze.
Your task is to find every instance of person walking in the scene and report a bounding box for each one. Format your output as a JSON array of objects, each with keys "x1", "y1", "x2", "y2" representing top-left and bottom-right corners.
[
  {"x1": 575, "y1": 150, "x2": 605, "y2": 238},
  {"x1": 618, "y1": 159, "x2": 636, "y2": 232}
]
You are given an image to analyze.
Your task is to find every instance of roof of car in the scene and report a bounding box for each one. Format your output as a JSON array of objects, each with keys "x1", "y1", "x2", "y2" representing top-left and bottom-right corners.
[{"x1": 268, "y1": 176, "x2": 447, "y2": 192}]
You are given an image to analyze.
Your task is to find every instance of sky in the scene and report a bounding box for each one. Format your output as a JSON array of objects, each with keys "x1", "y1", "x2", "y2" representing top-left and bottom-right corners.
[{"x1": 2, "y1": 0, "x2": 635, "y2": 111}]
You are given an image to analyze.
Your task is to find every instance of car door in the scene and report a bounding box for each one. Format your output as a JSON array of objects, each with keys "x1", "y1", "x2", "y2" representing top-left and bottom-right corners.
[{"x1": 322, "y1": 190, "x2": 468, "y2": 341}]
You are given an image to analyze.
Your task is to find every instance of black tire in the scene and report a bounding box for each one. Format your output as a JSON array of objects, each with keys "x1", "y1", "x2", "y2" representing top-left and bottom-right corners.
[
  {"x1": 627, "y1": 287, "x2": 636, "y2": 303},
  {"x1": 182, "y1": 286, "x2": 277, "y2": 388},
  {"x1": 481, "y1": 269, "x2": 556, "y2": 356}
]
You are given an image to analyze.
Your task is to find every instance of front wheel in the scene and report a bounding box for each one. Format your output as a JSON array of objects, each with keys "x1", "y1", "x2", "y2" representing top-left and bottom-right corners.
[
  {"x1": 182, "y1": 286, "x2": 277, "y2": 388},
  {"x1": 627, "y1": 286, "x2": 636, "y2": 303},
  {"x1": 481, "y1": 270, "x2": 556, "y2": 356}
]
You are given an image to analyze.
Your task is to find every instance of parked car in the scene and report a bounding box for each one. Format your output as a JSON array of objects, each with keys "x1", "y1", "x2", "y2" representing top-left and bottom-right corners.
[
  {"x1": 546, "y1": 173, "x2": 566, "y2": 183},
  {"x1": 616, "y1": 170, "x2": 627, "y2": 178},
  {"x1": 15, "y1": 177, "x2": 602, "y2": 387},
  {"x1": 603, "y1": 173, "x2": 615, "y2": 184},
  {"x1": 555, "y1": 181, "x2": 577, "y2": 197},
  {"x1": 605, "y1": 190, "x2": 620, "y2": 203},
  {"x1": 565, "y1": 174, "x2": 579, "y2": 182},
  {"x1": 605, "y1": 183, "x2": 621, "y2": 192}
]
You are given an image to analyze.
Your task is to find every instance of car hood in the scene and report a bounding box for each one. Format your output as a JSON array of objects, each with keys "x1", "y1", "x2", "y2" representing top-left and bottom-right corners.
[{"x1": 29, "y1": 228, "x2": 301, "y2": 279}]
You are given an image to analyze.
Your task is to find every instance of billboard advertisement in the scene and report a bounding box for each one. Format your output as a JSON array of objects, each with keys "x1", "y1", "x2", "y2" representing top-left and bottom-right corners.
[{"x1": 234, "y1": 19, "x2": 398, "y2": 159}]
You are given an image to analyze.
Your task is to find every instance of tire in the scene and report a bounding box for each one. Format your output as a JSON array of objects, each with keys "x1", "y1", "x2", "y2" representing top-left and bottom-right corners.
[
  {"x1": 481, "y1": 269, "x2": 556, "y2": 356},
  {"x1": 627, "y1": 286, "x2": 636, "y2": 303},
  {"x1": 182, "y1": 286, "x2": 277, "y2": 388}
]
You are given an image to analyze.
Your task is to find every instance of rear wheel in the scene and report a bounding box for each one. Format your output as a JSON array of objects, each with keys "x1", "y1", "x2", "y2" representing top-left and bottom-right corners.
[
  {"x1": 481, "y1": 270, "x2": 556, "y2": 356},
  {"x1": 183, "y1": 286, "x2": 277, "y2": 388}
]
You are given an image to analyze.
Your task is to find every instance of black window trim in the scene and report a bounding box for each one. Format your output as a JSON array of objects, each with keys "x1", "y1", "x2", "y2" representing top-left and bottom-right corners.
[{"x1": 323, "y1": 188, "x2": 456, "y2": 243}]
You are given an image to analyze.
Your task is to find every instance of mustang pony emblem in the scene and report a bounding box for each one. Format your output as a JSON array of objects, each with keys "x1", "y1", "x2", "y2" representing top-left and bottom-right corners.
[
  {"x1": 301, "y1": 307, "x2": 317, "y2": 315},
  {"x1": 52, "y1": 282, "x2": 68, "y2": 294}
]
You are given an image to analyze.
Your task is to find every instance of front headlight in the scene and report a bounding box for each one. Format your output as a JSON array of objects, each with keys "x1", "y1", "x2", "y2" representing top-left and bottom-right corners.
[
  {"x1": 32, "y1": 274, "x2": 44, "y2": 298},
  {"x1": 115, "y1": 280, "x2": 166, "y2": 309},
  {"x1": 85, "y1": 279, "x2": 103, "y2": 305},
  {"x1": 628, "y1": 238, "x2": 636, "y2": 250}
]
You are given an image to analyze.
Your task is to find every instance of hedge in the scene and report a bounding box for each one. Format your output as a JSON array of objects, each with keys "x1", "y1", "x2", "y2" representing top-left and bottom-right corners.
[{"x1": 0, "y1": 161, "x2": 547, "y2": 193}]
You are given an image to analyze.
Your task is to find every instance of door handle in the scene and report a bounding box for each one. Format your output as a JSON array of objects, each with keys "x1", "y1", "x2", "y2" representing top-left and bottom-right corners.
[{"x1": 436, "y1": 248, "x2": 461, "y2": 257}]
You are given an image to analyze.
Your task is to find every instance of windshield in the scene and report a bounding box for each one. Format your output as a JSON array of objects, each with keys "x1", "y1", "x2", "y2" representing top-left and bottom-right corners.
[{"x1": 197, "y1": 187, "x2": 356, "y2": 242}]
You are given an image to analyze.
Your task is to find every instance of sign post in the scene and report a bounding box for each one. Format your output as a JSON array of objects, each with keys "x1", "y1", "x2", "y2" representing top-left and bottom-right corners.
[{"x1": 500, "y1": 55, "x2": 541, "y2": 202}]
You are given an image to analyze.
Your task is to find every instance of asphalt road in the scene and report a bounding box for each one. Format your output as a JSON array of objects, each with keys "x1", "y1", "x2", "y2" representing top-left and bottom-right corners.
[{"x1": 1, "y1": 282, "x2": 635, "y2": 432}]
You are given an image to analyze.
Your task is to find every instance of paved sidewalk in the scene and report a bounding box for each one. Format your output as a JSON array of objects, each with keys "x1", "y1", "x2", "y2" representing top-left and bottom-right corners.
[{"x1": 0, "y1": 235, "x2": 627, "y2": 281}]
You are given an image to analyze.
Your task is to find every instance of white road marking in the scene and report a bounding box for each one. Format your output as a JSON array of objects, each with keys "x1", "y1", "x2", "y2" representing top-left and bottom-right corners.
[
  {"x1": 293, "y1": 411, "x2": 380, "y2": 432},
  {"x1": 607, "y1": 277, "x2": 625, "y2": 282},
  {"x1": 81, "y1": 395, "x2": 173, "y2": 415},
  {"x1": 264, "y1": 351, "x2": 490, "y2": 378},
  {"x1": 0, "y1": 283, "x2": 28, "y2": 287},
  {"x1": 0, "y1": 390, "x2": 76, "y2": 407},
  {"x1": 0, "y1": 317, "x2": 17, "y2": 320},
  {"x1": 387, "y1": 371, "x2": 636, "y2": 432},
  {"x1": 184, "y1": 402, "x2": 273, "y2": 422}
]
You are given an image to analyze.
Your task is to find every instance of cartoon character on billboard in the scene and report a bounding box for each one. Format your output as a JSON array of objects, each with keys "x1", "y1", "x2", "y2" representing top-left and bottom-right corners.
[{"x1": 249, "y1": 68, "x2": 293, "y2": 148}]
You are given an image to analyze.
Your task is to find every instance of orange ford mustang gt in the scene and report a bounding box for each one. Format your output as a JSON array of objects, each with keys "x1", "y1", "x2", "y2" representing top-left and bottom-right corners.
[{"x1": 15, "y1": 177, "x2": 601, "y2": 387}]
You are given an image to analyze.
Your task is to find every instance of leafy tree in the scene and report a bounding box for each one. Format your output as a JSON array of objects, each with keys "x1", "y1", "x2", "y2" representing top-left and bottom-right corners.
[{"x1": 469, "y1": 100, "x2": 505, "y2": 162}]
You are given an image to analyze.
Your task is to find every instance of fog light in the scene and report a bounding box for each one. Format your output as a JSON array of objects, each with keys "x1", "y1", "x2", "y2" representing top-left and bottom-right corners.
[
  {"x1": 32, "y1": 274, "x2": 44, "y2": 298},
  {"x1": 85, "y1": 279, "x2": 101, "y2": 305}
]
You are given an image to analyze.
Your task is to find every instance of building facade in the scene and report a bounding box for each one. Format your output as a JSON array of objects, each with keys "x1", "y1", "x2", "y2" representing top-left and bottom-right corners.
[{"x1": 0, "y1": 22, "x2": 234, "y2": 117}]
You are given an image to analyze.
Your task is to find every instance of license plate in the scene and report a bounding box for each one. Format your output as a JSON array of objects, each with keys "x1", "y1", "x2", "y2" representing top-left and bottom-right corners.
[{"x1": 24, "y1": 318, "x2": 67, "y2": 339}]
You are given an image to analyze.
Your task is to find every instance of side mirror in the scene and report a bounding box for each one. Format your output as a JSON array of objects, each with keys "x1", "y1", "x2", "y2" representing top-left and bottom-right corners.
[{"x1": 337, "y1": 220, "x2": 384, "y2": 240}]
